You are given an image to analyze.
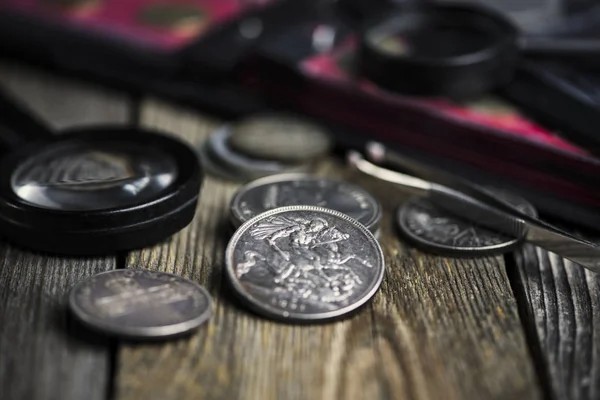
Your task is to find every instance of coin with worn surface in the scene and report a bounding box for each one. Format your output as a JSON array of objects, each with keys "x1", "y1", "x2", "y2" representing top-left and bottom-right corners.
[
  {"x1": 230, "y1": 174, "x2": 381, "y2": 232},
  {"x1": 228, "y1": 114, "x2": 332, "y2": 162},
  {"x1": 69, "y1": 269, "x2": 212, "y2": 339},
  {"x1": 226, "y1": 205, "x2": 385, "y2": 322},
  {"x1": 397, "y1": 190, "x2": 537, "y2": 256},
  {"x1": 205, "y1": 126, "x2": 309, "y2": 182}
]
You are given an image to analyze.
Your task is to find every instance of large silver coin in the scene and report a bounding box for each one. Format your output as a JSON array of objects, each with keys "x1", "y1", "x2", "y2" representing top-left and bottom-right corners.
[
  {"x1": 12, "y1": 141, "x2": 177, "y2": 211},
  {"x1": 226, "y1": 206, "x2": 385, "y2": 322},
  {"x1": 230, "y1": 174, "x2": 381, "y2": 232},
  {"x1": 204, "y1": 126, "x2": 309, "y2": 182},
  {"x1": 228, "y1": 113, "x2": 332, "y2": 162},
  {"x1": 69, "y1": 269, "x2": 212, "y2": 339},
  {"x1": 397, "y1": 190, "x2": 537, "y2": 256}
]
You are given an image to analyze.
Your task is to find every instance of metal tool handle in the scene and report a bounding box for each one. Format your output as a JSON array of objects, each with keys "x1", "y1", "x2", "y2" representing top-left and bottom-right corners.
[{"x1": 361, "y1": 144, "x2": 600, "y2": 273}]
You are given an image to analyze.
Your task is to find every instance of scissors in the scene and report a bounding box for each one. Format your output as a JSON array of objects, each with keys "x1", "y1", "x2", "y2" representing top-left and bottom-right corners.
[{"x1": 348, "y1": 141, "x2": 600, "y2": 273}]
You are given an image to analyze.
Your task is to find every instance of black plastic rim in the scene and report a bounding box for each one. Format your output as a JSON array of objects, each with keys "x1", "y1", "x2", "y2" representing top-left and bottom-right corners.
[
  {"x1": 0, "y1": 126, "x2": 203, "y2": 255},
  {"x1": 358, "y1": 2, "x2": 520, "y2": 98}
]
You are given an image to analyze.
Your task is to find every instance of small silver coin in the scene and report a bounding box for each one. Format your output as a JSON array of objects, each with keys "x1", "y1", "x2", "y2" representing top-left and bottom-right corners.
[
  {"x1": 397, "y1": 189, "x2": 537, "y2": 256},
  {"x1": 230, "y1": 174, "x2": 381, "y2": 232},
  {"x1": 203, "y1": 127, "x2": 309, "y2": 182},
  {"x1": 69, "y1": 269, "x2": 212, "y2": 339},
  {"x1": 228, "y1": 113, "x2": 332, "y2": 162},
  {"x1": 226, "y1": 205, "x2": 385, "y2": 322}
]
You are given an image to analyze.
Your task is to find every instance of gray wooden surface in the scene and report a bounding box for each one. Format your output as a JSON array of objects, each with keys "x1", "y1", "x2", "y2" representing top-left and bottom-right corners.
[
  {"x1": 0, "y1": 63, "x2": 129, "y2": 400},
  {"x1": 0, "y1": 62, "x2": 595, "y2": 400},
  {"x1": 112, "y1": 100, "x2": 539, "y2": 400},
  {"x1": 510, "y1": 244, "x2": 600, "y2": 400}
]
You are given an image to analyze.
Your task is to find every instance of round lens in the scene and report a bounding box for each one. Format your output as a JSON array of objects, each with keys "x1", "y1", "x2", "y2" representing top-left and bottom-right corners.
[
  {"x1": 369, "y1": 17, "x2": 494, "y2": 58},
  {"x1": 11, "y1": 141, "x2": 178, "y2": 211}
]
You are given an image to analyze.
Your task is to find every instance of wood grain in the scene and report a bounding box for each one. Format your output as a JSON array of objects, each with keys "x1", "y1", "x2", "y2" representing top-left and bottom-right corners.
[
  {"x1": 0, "y1": 63, "x2": 130, "y2": 400},
  {"x1": 114, "y1": 99, "x2": 541, "y2": 400},
  {"x1": 0, "y1": 62, "x2": 130, "y2": 131},
  {"x1": 510, "y1": 244, "x2": 600, "y2": 400},
  {"x1": 0, "y1": 248, "x2": 116, "y2": 400}
]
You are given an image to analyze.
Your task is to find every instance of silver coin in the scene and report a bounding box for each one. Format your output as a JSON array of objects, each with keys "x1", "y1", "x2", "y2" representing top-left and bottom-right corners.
[
  {"x1": 12, "y1": 141, "x2": 177, "y2": 211},
  {"x1": 69, "y1": 269, "x2": 212, "y2": 339},
  {"x1": 229, "y1": 213, "x2": 383, "y2": 240},
  {"x1": 230, "y1": 174, "x2": 381, "y2": 232},
  {"x1": 197, "y1": 140, "x2": 242, "y2": 182},
  {"x1": 226, "y1": 205, "x2": 385, "y2": 322},
  {"x1": 228, "y1": 113, "x2": 332, "y2": 162},
  {"x1": 205, "y1": 126, "x2": 309, "y2": 182},
  {"x1": 397, "y1": 190, "x2": 537, "y2": 256}
]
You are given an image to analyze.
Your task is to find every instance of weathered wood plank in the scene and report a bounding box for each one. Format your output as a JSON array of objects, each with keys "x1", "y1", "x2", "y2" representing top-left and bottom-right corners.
[
  {"x1": 510, "y1": 244, "x2": 600, "y2": 400},
  {"x1": 114, "y1": 99, "x2": 541, "y2": 400},
  {"x1": 0, "y1": 62, "x2": 130, "y2": 131},
  {"x1": 0, "y1": 249, "x2": 116, "y2": 400},
  {"x1": 360, "y1": 175, "x2": 542, "y2": 400},
  {"x1": 0, "y1": 63, "x2": 130, "y2": 400}
]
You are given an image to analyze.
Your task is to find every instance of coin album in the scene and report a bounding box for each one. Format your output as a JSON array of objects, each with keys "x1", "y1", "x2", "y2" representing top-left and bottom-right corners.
[{"x1": 2, "y1": 0, "x2": 600, "y2": 230}]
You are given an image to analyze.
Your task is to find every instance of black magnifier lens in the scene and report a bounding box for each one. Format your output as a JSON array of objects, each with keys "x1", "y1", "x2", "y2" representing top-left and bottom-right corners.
[
  {"x1": 0, "y1": 128, "x2": 203, "y2": 255},
  {"x1": 12, "y1": 140, "x2": 178, "y2": 211},
  {"x1": 368, "y1": 17, "x2": 493, "y2": 58},
  {"x1": 0, "y1": 87, "x2": 203, "y2": 255},
  {"x1": 359, "y1": 3, "x2": 519, "y2": 98}
]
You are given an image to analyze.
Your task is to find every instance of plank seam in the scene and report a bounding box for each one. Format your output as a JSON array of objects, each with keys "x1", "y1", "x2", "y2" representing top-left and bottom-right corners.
[
  {"x1": 105, "y1": 252, "x2": 128, "y2": 400},
  {"x1": 504, "y1": 250, "x2": 557, "y2": 400}
]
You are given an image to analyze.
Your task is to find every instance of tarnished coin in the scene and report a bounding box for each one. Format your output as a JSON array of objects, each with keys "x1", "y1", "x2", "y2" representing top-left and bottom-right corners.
[
  {"x1": 203, "y1": 126, "x2": 309, "y2": 182},
  {"x1": 230, "y1": 174, "x2": 381, "y2": 232},
  {"x1": 228, "y1": 114, "x2": 332, "y2": 162},
  {"x1": 69, "y1": 269, "x2": 212, "y2": 339},
  {"x1": 226, "y1": 206, "x2": 385, "y2": 322},
  {"x1": 197, "y1": 140, "x2": 241, "y2": 182},
  {"x1": 397, "y1": 190, "x2": 537, "y2": 256}
]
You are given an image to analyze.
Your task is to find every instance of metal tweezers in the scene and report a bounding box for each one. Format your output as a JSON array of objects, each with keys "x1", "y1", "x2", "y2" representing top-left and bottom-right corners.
[{"x1": 348, "y1": 142, "x2": 600, "y2": 273}]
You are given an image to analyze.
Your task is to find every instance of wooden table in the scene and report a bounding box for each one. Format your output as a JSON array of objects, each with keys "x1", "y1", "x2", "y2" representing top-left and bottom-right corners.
[{"x1": 0, "y1": 62, "x2": 598, "y2": 400}]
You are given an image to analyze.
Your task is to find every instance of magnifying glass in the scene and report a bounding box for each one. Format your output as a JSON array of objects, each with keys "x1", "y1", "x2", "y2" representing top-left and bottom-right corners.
[
  {"x1": 358, "y1": 2, "x2": 600, "y2": 98},
  {"x1": 0, "y1": 88, "x2": 203, "y2": 255}
]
